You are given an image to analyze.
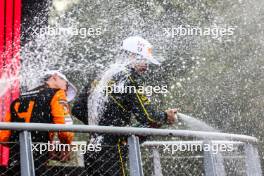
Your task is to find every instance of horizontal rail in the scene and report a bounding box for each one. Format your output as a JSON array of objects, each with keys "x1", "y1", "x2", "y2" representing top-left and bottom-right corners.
[{"x1": 0, "y1": 122, "x2": 258, "y2": 143}]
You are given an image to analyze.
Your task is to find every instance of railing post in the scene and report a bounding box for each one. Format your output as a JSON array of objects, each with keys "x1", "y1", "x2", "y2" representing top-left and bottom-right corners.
[
  {"x1": 203, "y1": 141, "x2": 225, "y2": 176},
  {"x1": 152, "y1": 148, "x2": 163, "y2": 176},
  {"x1": 244, "y1": 143, "x2": 262, "y2": 176},
  {"x1": 19, "y1": 130, "x2": 35, "y2": 176},
  {"x1": 128, "y1": 135, "x2": 144, "y2": 176}
]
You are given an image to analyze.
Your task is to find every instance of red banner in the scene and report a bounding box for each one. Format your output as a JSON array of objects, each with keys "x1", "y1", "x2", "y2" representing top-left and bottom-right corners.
[
  {"x1": 0, "y1": 0, "x2": 21, "y2": 121},
  {"x1": 0, "y1": 0, "x2": 21, "y2": 167}
]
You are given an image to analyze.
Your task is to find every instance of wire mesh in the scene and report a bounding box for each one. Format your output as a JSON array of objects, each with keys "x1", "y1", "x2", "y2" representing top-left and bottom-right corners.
[
  {"x1": 141, "y1": 142, "x2": 249, "y2": 176},
  {"x1": 0, "y1": 131, "x2": 261, "y2": 176},
  {"x1": 222, "y1": 145, "x2": 246, "y2": 176},
  {"x1": 31, "y1": 142, "x2": 129, "y2": 176},
  {"x1": 141, "y1": 145, "x2": 204, "y2": 176}
]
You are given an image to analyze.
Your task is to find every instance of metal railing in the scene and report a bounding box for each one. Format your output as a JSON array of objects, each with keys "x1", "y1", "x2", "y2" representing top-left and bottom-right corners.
[{"x1": 0, "y1": 122, "x2": 262, "y2": 176}]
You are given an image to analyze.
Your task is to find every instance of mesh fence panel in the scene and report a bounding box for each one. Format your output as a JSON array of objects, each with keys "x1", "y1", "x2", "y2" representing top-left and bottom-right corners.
[
  {"x1": 32, "y1": 142, "x2": 129, "y2": 176},
  {"x1": 222, "y1": 145, "x2": 246, "y2": 176},
  {"x1": 141, "y1": 142, "x2": 249, "y2": 176},
  {"x1": 0, "y1": 139, "x2": 260, "y2": 176},
  {"x1": 83, "y1": 144, "x2": 129, "y2": 176},
  {"x1": 141, "y1": 145, "x2": 205, "y2": 176},
  {"x1": 35, "y1": 142, "x2": 85, "y2": 176}
]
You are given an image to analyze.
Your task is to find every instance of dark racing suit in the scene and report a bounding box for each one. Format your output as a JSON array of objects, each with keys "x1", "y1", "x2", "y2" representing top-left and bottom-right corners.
[
  {"x1": 0, "y1": 86, "x2": 74, "y2": 176},
  {"x1": 72, "y1": 68, "x2": 167, "y2": 176}
]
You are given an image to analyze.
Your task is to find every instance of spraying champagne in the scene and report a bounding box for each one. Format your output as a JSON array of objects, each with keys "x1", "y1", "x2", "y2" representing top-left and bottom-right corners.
[{"x1": 176, "y1": 112, "x2": 218, "y2": 132}]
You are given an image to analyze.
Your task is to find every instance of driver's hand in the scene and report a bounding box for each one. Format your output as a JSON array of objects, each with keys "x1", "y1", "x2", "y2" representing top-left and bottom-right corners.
[{"x1": 165, "y1": 108, "x2": 177, "y2": 124}]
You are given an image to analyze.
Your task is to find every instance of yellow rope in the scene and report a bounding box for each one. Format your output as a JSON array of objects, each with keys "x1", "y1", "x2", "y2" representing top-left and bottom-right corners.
[
  {"x1": 128, "y1": 76, "x2": 155, "y2": 123},
  {"x1": 109, "y1": 95, "x2": 127, "y2": 112},
  {"x1": 134, "y1": 91, "x2": 155, "y2": 122},
  {"x1": 118, "y1": 140, "x2": 126, "y2": 176}
]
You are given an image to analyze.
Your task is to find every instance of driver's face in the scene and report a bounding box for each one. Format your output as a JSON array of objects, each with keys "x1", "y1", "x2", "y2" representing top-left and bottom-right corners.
[
  {"x1": 130, "y1": 54, "x2": 149, "y2": 74},
  {"x1": 53, "y1": 75, "x2": 68, "y2": 90},
  {"x1": 134, "y1": 60, "x2": 148, "y2": 74}
]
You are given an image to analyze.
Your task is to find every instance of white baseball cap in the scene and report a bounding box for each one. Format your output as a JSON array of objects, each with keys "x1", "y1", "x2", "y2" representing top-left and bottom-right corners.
[
  {"x1": 121, "y1": 36, "x2": 161, "y2": 65},
  {"x1": 43, "y1": 70, "x2": 77, "y2": 102}
]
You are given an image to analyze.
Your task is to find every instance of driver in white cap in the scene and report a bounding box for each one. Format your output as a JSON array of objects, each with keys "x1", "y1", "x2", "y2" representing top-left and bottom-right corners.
[
  {"x1": 0, "y1": 70, "x2": 77, "y2": 175},
  {"x1": 72, "y1": 36, "x2": 177, "y2": 176},
  {"x1": 122, "y1": 36, "x2": 161, "y2": 67}
]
